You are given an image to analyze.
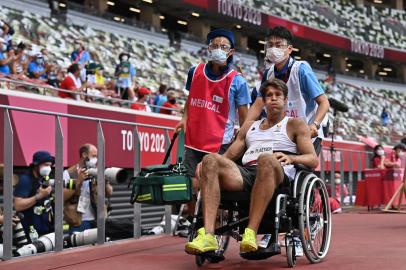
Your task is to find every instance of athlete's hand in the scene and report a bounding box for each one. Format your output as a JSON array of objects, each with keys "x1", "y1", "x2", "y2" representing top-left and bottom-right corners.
[
  {"x1": 273, "y1": 152, "x2": 293, "y2": 166},
  {"x1": 309, "y1": 124, "x2": 318, "y2": 138}
]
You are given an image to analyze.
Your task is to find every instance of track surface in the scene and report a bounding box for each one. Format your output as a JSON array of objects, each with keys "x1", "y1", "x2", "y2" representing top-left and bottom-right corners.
[{"x1": 2, "y1": 212, "x2": 406, "y2": 270}]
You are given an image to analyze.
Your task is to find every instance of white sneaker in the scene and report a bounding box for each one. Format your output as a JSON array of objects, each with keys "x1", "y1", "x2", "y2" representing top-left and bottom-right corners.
[{"x1": 258, "y1": 234, "x2": 272, "y2": 248}]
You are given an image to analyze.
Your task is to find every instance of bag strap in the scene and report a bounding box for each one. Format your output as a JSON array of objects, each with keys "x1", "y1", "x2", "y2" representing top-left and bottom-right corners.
[{"x1": 162, "y1": 129, "x2": 185, "y2": 165}]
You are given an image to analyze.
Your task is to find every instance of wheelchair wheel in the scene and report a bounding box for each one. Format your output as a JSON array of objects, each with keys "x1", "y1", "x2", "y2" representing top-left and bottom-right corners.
[
  {"x1": 191, "y1": 207, "x2": 230, "y2": 267},
  {"x1": 195, "y1": 255, "x2": 205, "y2": 267},
  {"x1": 215, "y1": 209, "x2": 231, "y2": 253},
  {"x1": 298, "y1": 176, "x2": 332, "y2": 263},
  {"x1": 286, "y1": 245, "x2": 296, "y2": 267}
]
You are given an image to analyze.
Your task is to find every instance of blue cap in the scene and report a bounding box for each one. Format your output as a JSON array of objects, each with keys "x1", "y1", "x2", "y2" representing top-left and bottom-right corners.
[
  {"x1": 207, "y1": 29, "x2": 235, "y2": 48},
  {"x1": 32, "y1": 151, "x2": 55, "y2": 166}
]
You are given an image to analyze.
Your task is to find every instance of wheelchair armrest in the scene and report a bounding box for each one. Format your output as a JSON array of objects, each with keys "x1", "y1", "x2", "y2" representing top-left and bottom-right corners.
[{"x1": 294, "y1": 164, "x2": 314, "y2": 172}]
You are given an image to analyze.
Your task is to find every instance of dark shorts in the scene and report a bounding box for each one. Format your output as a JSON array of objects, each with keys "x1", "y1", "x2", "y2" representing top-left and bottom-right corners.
[
  {"x1": 116, "y1": 87, "x2": 130, "y2": 100},
  {"x1": 184, "y1": 144, "x2": 230, "y2": 177},
  {"x1": 237, "y1": 165, "x2": 291, "y2": 191}
]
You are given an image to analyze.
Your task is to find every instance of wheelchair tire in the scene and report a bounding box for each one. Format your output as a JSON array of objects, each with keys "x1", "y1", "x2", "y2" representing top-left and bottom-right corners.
[
  {"x1": 195, "y1": 255, "x2": 205, "y2": 267},
  {"x1": 286, "y1": 245, "x2": 296, "y2": 268},
  {"x1": 298, "y1": 176, "x2": 332, "y2": 263}
]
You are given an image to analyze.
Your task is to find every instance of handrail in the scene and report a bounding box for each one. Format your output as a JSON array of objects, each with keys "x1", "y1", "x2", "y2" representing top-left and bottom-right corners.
[
  {"x1": 0, "y1": 104, "x2": 175, "y2": 129},
  {"x1": 0, "y1": 104, "x2": 175, "y2": 260},
  {"x1": 0, "y1": 76, "x2": 182, "y2": 113}
]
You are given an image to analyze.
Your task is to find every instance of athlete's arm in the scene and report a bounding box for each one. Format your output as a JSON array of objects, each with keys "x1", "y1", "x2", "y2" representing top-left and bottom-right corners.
[
  {"x1": 223, "y1": 120, "x2": 253, "y2": 161},
  {"x1": 276, "y1": 118, "x2": 318, "y2": 169}
]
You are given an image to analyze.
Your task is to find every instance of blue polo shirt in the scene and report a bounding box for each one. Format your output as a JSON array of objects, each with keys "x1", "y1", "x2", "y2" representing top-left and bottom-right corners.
[
  {"x1": 28, "y1": 61, "x2": 47, "y2": 80},
  {"x1": 260, "y1": 57, "x2": 324, "y2": 116},
  {"x1": 14, "y1": 172, "x2": 53, "y2": 236},
  {"x1": 185, "y1": 63, "x2": 251, "y2": 143},
  {"x1": 0, "y1": 52, "x2": 10, "y2": 74}
]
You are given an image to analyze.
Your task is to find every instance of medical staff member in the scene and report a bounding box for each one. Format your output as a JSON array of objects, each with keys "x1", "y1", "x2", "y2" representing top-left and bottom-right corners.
[{"x1": 175, "y1": 29, "x2": 251, "y2": 178}]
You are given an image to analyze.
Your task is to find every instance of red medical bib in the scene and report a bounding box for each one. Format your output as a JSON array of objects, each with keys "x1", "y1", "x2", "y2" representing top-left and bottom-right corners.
[{"x1": 185, "y1": 63, "x2": 237, "y2": 153}]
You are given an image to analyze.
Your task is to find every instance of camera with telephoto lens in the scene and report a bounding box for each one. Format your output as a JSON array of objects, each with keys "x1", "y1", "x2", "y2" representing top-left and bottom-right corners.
[
  {"x1": 86, "y1": 167, "x2": 130, "y2": 185},
  {"x1": 15, "y1": 232, "x2": 55, "y2": 257},
  {"x1": 63, "y1": 228, "x2": 98, "y2": 248},
  {"x1": 47, "y1": 178, "x2": 77, "y2": 190},
  {"x1": 12, "y1": 213, "x2": 29, "y2": 248}
]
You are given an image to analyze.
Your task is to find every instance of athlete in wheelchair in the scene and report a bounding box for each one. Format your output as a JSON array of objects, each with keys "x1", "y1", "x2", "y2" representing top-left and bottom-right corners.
[{"x1": 185, "y1": 79, "x2": 332, "y2": 267}]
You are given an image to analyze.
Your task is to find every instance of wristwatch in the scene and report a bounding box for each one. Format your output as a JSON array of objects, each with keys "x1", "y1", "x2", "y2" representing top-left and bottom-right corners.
[{"x1": 313, "y1": 121, "x2": 321, "y2": 129}]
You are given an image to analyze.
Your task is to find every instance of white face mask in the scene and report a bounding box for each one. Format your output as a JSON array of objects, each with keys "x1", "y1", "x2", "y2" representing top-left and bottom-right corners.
[
  {"x1": 74, "y1": 44, "x2": 81, "y2": 50},
  {"x1": 266, "y1": 47, "x2": 287, "y2": 64},
  {"x1": 39, "y1": 166, "x2": 52, "y2": 177},
  {"x1": 208, "y1": 49, "x2": 228, "y2": 64},
  {"x1": 334, "y1": 178, "x2": 341, "y2": 185},
  {"x1": 86, "y1": 157, "x2": 98, "y2": 168},
  {"x1": 121, "y1": 55, "x2": 129, "y2": 62},
  {"x1": 376, "y1": 149, "x2": 385, "y2": 156}
]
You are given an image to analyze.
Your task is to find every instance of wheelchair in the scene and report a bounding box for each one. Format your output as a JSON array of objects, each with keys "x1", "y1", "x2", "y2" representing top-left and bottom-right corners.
[{"x1": 187, "y1": 165, "x2": 332, "y2": 268}]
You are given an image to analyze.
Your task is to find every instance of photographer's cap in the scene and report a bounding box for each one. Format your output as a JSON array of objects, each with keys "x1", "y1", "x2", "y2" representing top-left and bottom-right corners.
[{"x1": 32, "y1": 151, "x2": 55, "y2": 166}]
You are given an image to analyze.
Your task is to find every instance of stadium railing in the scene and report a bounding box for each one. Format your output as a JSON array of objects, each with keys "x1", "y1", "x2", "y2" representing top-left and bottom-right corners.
[
  {"x1": 0, "y1": 76, "x2": 181, "y2": 114},
  {"x1": 0, "y1": 104, "x2": 175, "y2": 260}
]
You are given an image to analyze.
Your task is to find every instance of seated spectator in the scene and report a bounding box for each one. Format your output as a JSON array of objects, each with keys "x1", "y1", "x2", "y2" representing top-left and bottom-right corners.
[
  {"x1": 153, "y1": 84, "x2": 167, "y2": 113},
  {"x1": 0, "y1": 19, "x2": 10, "y2": 38},
  {"x1": 27, "y1": 53, "x2": 48, "y2": 81},
  {"x1": 0, "y1": 37, "x2": 13, "y2": 75},
  {"x1": 59, "y1": 63, "x2": 84, "y2": 100},
  {"x1": 159, "y1": 89, "x2": 179, "y2": 115},
  {"x1": 131, "y1": 87, "x2": 152, "y2": 112},
  {"x1": 63, "y1": 144, "x2": 113, "y2": 233},
  {"x1": 13, "y1": 151, "x2": 55, "y2": 238},
  {"x1": 71, "y1": 40, "x2": 91, "y2": 82},
  {"x1": 46, "y1": 63, "x2": 60, "y2": 88},
  {"x1": 11, "y1": 42, "x2": 29, "y2": 76},
  {"x1": 86, "y1": 63, "x2": 117, "y2": 98},
  {"x1": 115, "y1": 52, "x2": 136, "y2": 100}
]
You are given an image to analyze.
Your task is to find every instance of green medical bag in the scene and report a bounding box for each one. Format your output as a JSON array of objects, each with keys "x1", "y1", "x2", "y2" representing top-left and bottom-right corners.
[{"x1": 129, "y1": 130, "x2": 192, "y2": 205}]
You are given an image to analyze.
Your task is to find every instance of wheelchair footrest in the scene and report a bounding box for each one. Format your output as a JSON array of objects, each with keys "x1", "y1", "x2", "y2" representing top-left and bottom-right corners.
[
  {"x1": 198, "y1": 251, "x2": 225, "y2": 263},
  {"x1": 240, "y1": 243, "x2": 281, "y2": 260}
]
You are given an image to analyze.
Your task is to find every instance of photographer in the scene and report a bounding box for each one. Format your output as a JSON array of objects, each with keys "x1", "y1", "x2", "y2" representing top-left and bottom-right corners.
[
  {"x1": 13, "y1": 151, "x2": 55, "y2": 238},
  {"x1": 63, "y1": 144, "x2": 113, "y2": 233}
]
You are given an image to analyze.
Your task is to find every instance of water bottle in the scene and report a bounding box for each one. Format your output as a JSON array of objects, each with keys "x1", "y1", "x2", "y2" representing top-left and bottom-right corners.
[{"x1": 29, "y1": 225, "x2": 39, "y2": 242}]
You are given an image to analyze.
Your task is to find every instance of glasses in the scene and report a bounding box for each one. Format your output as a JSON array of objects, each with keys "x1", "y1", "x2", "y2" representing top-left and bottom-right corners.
[
  {"x1": 264, "y1": 42, "x2": 290, "y2": 50},
  {"x1": 208, "y1": 43, "x2": 231, "y2": 52}
]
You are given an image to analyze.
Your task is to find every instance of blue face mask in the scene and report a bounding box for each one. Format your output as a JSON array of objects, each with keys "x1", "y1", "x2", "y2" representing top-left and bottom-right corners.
[{"x1": 208, "y1": 49, "x2": 228, "y2": 64}]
